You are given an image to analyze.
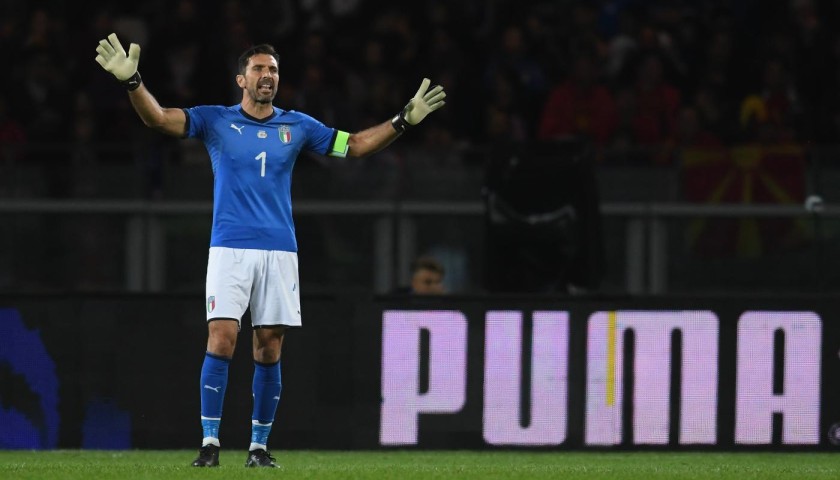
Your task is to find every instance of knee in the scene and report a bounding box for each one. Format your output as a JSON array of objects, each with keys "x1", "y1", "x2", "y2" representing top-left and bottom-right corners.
[
  {"x1": 253, "y1": 327, "x2": 285, "y2": 363},
  {"x1": 207, "y1": 323, "x2": 238, "y2": 357},
  {"x1": 254, "y1": 346, "x2": 281, "y2": 364},
  {"x1": 208, "y1": 335, "x2": 236, "y2": 357}
]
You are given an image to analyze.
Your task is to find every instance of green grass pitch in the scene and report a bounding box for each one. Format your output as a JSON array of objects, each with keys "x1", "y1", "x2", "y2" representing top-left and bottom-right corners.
[{"x1": 0, "y1": 450, "x2": 838, "y2": 479}]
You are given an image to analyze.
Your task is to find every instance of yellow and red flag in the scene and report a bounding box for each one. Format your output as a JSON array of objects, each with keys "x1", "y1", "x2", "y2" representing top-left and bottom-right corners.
[{"x1": 681, "y1": 144, "x2": 808, "y2": 257}]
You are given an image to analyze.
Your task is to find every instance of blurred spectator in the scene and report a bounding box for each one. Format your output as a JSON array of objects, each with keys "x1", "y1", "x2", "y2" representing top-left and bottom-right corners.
[
  {"x1": 645, "y1": 3, "x2": 692, "y2": 82},
  {"x1": 789, "y1": 0, "x2": 832, "y2": 141},
  {"x1": 696, "y1": 30, "x2": 737, "y2": 100},
  {"x1": 672, "y1": 106, "x2": 723, "y2": 149},
  {"x1": 21, "y1": 7, "x2": 65, "y2": 56},
  {"x1": 145, "y1": 0, "x2": 227, "y2": 105},
  {"x1": 251, "y1": 0, "x2": 298, "y2": 41},
  {"x1": 298, "y1": 63, "x2": 338, "y2": 125},
  {"x1": 537, "y1": 51, "x2": 617, "y2": 146},
  {"x1": 657, "y1": 105, "x2": 724, "y2": 165},
  {"x1": 345, "y1": 38, "x2": 402, "y2": 130},
  {"x1": 15, "y1": 47, "x2": 74, "y2": 197},
  {"x1": 410, "y1": 255, "x2": 446, "y2": 295},
  {"x1": 14, "y1": 6, "x2": 73, "y2": 147},
  {"x1": 163, "y1": 42, "x2": 203, "y2": 105},
  {"x1": 294, "y1": 33, "x2": 348, "y2": 125},
  {"x1": 158, "y1": 0, "x2": 202, "y2": 43},
  {"x1": 687, "y1": 26, "x2": 742, "y2": 143},
  {"x1": 485, "y1": 103, "x2": 528, "y2": 144},
  {"x1": 217, "y1": 1, "x2": 255, "y2": 103},
  {"x1": 484, "y1": 24, "x2": 548, "y2": 136},
  {"x1": 738, "y1": 57, "x2": 802, "y2": 144},
  {"x1": 481, "y1": 69, "x2": 533, "y2": 142},
  {"x1": 370, "y1": 8, "x2": 419, "y2": 75},
  {"x1": 692, "y1": 81, "x2": 738, "y2": 144},
  {"x1": 625, "y1": 52, "x2": 682, "y2": 147},
  {"x1": 603, "y1": 6, "x2": 640, "y2": 80},
  {"x1": 68, "y1": 93, "x2": 100, "y2": 198},
  {"x1": 392, "y1": 255, "x2": 446, "y2": 295},
  {"x1": 562, "y1": 2, "x2": 607, "y2": 75}
]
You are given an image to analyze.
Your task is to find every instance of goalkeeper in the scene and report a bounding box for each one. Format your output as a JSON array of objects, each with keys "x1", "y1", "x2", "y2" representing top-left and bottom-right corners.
[{"x1": 95, "y1": 33, "x2": 445, "y2": 468}]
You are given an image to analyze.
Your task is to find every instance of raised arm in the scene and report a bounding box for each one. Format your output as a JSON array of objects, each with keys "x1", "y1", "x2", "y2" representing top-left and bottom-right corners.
[
  {"x1": 347, "y1": 78, "x2": 446, "y2": 157},
  {"x1": 95, "y1": 33, "x2": 187, "y2": 137}
]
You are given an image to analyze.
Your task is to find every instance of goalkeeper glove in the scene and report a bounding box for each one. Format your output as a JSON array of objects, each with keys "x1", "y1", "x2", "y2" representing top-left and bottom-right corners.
[
  {"x1": 94, "y1": 33, "x2": 142, "y2": 91},
  {"x1": 391, "y1": 78, "x2": 446, "y2": 133}
]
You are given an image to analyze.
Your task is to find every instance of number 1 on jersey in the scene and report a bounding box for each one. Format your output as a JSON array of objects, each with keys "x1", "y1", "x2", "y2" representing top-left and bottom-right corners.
[{"x1": 255, "y1": 151, "x2": 266, "y2": 177}]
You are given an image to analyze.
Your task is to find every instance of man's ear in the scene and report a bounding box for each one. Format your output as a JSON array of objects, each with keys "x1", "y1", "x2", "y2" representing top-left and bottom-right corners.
[{"x1": 236, "y1": 74, "x2": 245, "y2": 88}]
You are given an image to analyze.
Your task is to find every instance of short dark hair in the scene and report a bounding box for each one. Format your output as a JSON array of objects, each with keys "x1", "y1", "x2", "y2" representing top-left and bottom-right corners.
[
  {"x1": 237, "y1": 44, "x2": 280, "y2": 75},
  {"x1": 411, "y1": 255, "x2": 445, "y2": 276}
]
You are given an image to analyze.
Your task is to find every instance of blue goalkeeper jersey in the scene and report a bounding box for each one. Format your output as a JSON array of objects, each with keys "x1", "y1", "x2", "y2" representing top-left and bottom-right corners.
[{"x1": 184, "y1": 105, "x2": 348, "y2": 252}]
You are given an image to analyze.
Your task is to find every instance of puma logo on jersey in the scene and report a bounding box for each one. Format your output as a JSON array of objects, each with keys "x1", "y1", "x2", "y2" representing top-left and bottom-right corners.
[
  {"x1": 230, "y1": 124, "x2": 244, "y2": 134},
  {"x1": 204, "y1": 385, "x2": 221, "y2": 393}
]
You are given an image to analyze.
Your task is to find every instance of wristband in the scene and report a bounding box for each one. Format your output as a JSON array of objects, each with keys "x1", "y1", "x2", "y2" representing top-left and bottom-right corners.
[
  {"x1": 120, "y1": 71, "x2": 142, "y2": 91},
  {"x1": 391, "y1": 107, "x2": 411, "y2": 133}
]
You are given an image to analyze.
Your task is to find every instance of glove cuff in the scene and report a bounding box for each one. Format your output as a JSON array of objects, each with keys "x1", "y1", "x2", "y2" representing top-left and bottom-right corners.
[
  {"x1": 391, "y1": 112, "x2": 411, "y2": 133},
  {"x1": 120, "y1": 71, "x2": 142, "y2": 91}
]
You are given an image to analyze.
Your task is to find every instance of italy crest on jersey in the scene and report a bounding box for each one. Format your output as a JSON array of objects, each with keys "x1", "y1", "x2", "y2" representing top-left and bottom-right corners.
[{"x1": 278, "y1": 125, "x2": 292, "y2": 143}]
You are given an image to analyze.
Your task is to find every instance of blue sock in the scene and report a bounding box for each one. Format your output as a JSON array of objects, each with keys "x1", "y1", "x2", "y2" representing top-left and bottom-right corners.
[
  {"x1": 250, "y1": 360, "x2": 282, "y2": 449},
  {"x1": 250, "y1": 421, "x2": 272, "y2": 451},
  {"x1": 200, "y1": 352, "x2": 231, "y2": 445}
]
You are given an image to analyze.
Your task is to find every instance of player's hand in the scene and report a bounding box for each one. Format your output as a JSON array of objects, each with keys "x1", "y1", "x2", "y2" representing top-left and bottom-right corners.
[
  {"x1": 403, "y1": 78, "x2": 446, "y2": 125},
  {"x1": 392, "y1": 78, "x2": 446, "y2": 133},
  {"x1": 95, "y1": 33, "x2": 140, "y2": 82}
]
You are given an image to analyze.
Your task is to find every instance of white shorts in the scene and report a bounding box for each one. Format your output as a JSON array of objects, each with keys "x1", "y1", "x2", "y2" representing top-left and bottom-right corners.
[{"x1": 205, "y1": 247, "x2": 302, "y2": 328}]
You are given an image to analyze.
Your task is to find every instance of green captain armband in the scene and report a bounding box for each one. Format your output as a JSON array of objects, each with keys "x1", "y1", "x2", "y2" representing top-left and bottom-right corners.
[{"x1": 329, "y1": 130, "x2": 350, "y2": 157}]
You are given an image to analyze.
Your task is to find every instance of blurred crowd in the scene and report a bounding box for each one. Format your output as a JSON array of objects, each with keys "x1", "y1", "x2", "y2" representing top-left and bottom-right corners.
[
  {"x1": 1, "y1": 0, "x2": 838, "y2": 293},
  {"x1": 1, "y1": 0, "x2": 839, "y2": 169}
]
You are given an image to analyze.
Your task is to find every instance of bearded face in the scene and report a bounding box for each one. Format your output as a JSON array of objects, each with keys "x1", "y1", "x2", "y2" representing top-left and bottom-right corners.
[{"x1": 241, "y1": 53, "x2": 278, "y2": 104}]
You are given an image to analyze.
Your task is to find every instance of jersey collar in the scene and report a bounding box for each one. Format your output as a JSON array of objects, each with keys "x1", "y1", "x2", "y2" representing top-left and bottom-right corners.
[{"x1": 237, "y1": 105, "x2": 279, "y2": 123}]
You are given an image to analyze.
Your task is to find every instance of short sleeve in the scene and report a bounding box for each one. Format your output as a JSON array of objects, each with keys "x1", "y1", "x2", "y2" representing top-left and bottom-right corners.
[
  {"x1": 298, "y1": 112, "x2": 341, "y2": 156},
  {"x1": 183, "y1": 106, "x2": 216, "y2": 140}
]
